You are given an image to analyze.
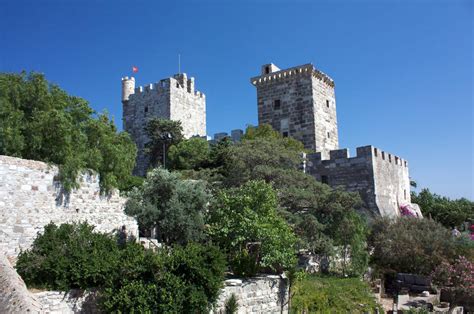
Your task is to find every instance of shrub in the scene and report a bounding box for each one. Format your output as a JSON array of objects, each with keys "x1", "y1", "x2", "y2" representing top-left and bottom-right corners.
[
  {"x1": 17, "y1": 222, "x2": 227, "y2": 313},
  {"x1": 368, "y1": 217, "x2": 458, "y2": 275},
  {"x1": 16, "y1": 222, "x2": 120, "y2": 290}
]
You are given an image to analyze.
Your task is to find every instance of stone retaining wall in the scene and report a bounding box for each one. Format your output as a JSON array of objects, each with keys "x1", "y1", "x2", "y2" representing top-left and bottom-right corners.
[
  {"x1": 0, "y1": 155, "x2": 138, "y2": 258},
  {"x1": 212, "y1": 275, "x2": 289, "y2": 314}
]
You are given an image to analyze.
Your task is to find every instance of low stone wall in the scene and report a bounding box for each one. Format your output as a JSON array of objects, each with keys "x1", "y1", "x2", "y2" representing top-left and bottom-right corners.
[
  {"x1": 0, "y1": 155, "x2": 138, "y2": 258},
  {"x1": 212, "y1": 275, "x2": 289, "y2": 314},
  {"x1": 33, "y1": 290, "x2": 98, "y2": 313}
]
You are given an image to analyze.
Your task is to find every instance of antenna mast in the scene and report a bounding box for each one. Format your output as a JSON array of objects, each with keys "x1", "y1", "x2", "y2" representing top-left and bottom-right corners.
[{"x1": 178, "y1": 53, "x2": 181, "y2": 74}]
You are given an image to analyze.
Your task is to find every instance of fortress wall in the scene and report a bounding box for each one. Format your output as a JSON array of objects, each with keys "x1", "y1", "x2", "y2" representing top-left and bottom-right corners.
[
  {"x1": 307, "y1": 146, "x2": 378, "y2": 216},
  {"x1": 307, "y1": 146, "x2": 411, "y2": 218},
  {"x1": 170, "y1": 74, "x2": 206, "y2": 138},
  {"x1": 0, "y1": 155, "x2": 138, "y2": 258},
  {"x1": 372, "y1": 148, "x2": 411, "y2": 218}
]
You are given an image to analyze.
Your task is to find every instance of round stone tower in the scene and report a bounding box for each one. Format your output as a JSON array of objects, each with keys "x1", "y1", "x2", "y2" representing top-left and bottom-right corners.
[{"x1": 121, "y1": 76, "x2": 135, "y2": 102}]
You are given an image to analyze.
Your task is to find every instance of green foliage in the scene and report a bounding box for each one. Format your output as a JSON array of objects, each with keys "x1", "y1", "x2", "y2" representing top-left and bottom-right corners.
[
  {"x1": 207, "y1": 180, "x2": 297, "y2": 274},
  {"x1": 102, "y1": 243, "x2": 226, "y2": 313},
  {"x1": 17, "y1": 222, "x2": 226, "y2": 313},
  {"x1": 412, "y1": 188, "x2": 474, "y2": 228},
  {"x1": 368, "y1": 217, "x2": 458, "y2": 275},
  {"x1": 224, "y1": 294, "x2": 239, "y2": 314},
  {"x1": 168, "y1": 137, "x2": 211, "y2": 170},
  {"x1": 0, "y1": 72, "x2": 136, "y2": 192},
  {"x1": 290, "y1": 275, "x2": 381, "y2": 313},
  {"x1": 242, "y1": 124, "x2": 305, "y2": 152},
  {"x1": 125, "y1": 168, "x2": 210, "y2": 245},
  {"x1": 16, "y1": 222, "x2": 120, "y2": 290},
  {"x1": 144, "y1": 118, "x2": 183, "y2": 169}
]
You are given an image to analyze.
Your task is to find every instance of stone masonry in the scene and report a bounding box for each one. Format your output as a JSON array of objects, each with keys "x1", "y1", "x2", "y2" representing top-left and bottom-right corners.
[
  {"x1": 0, "y1": 155, "x2": 138, "y2": 258},
  {"x1": 307, "y1": 146, "x2": 412, "y2": 218},
  {"x1": 251, "y1": 63, "x2": 339, "y2": 159},
  {"x1": 122, "y1": 73, "x2": 206, "y2": 176},
  {"x1": 251, "y1": 63, "x2": 417, "y2": 217},
  {"x1": 212, "y1": 275, "x2": 289, "y2": 314}
]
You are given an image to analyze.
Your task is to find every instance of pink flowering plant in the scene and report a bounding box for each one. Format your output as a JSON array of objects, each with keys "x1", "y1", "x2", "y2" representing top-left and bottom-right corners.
[
  {"x1": 399, "y1": 204, "x2": 416, "y2": 217},
  {"x1": 431, "y1": 256, "x2": 474, "y2": 296}
]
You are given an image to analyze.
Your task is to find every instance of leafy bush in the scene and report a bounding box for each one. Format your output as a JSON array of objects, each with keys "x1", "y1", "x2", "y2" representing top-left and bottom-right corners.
[
  {"x1": 0, "y1": 72, "x2": 136, "y2": 192},
  {"x1": 368, "y1": 217, "x2": 458, "y2": 275},
  {"x1": 17, "y1": 222, "x2": 226, "y2": 313},
  {"x1": 16, "y1": 222, "x2": 120, "y2": 290},
  {"x1": 102, "y1": 243, "x2": 226, "y2": 313},
  {"x1": 207, "y1": 180, "x2": 297, "y2": 274},
  {"x1": 125, "y1": 168, "x2": 210, "y2": 244},
  {"x1": 291, "y1": 275, "x2": 381, "y2": 312}
]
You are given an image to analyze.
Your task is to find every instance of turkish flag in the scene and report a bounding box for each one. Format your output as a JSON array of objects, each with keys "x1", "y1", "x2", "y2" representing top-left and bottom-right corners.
[{"x1": 132, "y1": 66, "x2": 138, "y2": 73}]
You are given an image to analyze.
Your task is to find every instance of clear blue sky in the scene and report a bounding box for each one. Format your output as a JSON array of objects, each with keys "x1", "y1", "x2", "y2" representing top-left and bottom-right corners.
[{"x1": 1, "y1": 0, "x2": 472, "y2": 199}]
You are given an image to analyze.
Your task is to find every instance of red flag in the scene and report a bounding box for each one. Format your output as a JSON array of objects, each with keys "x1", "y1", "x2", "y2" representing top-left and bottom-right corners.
[{"x1": 132, "y1": 66, "x2": 138, "y2": 73}]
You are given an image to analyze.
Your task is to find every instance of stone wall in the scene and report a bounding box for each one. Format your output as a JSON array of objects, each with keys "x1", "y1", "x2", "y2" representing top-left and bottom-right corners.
[
  {"x1": 251, "y1": 63, "x2": 338, "y2": 158},
  {"x1": 307, "y1": 146, "x2": 411, "y2": 218},
  {"x1": 0, "y1": 155, "x2": 138, "y2": 258},
  {"x1": 122, "y1": 73, "x2": 206, "y2": 176},
  {"x1": 212, "y1": 275, "x2": 289, "y2": 314},
  {"x1": 33, "y1": 290, "x2": 98, "y2": 313}
]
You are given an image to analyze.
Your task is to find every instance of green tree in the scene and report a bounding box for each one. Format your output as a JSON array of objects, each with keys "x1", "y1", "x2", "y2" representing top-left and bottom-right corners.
[
  {"x1": 125, "y1": 168, "x2": 210, "y2": 245},
  {"x1": 412, "y1": 188, "x2": 474, "y2": 228},
  {"x1": 207, "y1": 180, "x2": 297, "y2": 273},
  {"x1": 0, "y1": 72, "x2": 136, "y2": 192},
  {"x1": 168, "y1": 137, "x2": 211, "y2": 170},
  {"x1": 144, "y1": 118, "x2": 183, "y2": 169}
]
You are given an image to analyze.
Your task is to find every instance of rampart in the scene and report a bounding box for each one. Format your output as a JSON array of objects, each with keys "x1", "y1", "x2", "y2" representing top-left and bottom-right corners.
[
  {"x1": 0, "y1": 155, "x2": 138, "y2": 258},
  {"x1": 307, "y1": 145, "x2": 411, "y2": 217}
]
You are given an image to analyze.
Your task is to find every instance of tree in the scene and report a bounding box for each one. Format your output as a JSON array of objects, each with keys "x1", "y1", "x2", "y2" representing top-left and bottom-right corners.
[
  {"x1": 124, "y1": 168, "x2": 209, "y2": 245},
  {"x1": 144, "y1": 118, "x2": 183, "y2": 169},
  {"x1": 368, "y1": 217, "x2": 458, "y2": 275},
  {"x1": 412, "y1": 188, "x2": 474, "y2": 228},
  {"x1": 0, "y1": 72, "x2": 137, "y2": 192},
  {"x1": 206, "y1": 180, "x2": 297, "y2": 274},
  {"x1": 168, "y1": 137, "x2": 210, "y2": 170}
]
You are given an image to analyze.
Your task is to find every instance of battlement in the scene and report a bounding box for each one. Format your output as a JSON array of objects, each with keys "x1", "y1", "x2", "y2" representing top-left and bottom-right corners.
[
  {"x1": 309, "y1": 145, "x2": 408, "y2": 167},
  {"x1": 250, "y1": 63, "x2": 335, "y2": 88},
  {"x1": 128, "y1": 74, "x2": 205, "y2": 100}
]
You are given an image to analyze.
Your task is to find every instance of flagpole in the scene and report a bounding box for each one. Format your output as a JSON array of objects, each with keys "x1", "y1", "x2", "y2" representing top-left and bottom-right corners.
[{"x1": 178, "y1": 54, "x2": 181, "y2": 74}]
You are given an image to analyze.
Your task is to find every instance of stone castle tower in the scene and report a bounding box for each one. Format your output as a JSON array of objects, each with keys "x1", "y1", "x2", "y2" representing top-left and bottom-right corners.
[
  {"x1": 251, "y1": 63, "x2": 418, "y2": 218},
  {"x1": 122, "y1": 73, "x2": 206, "y2": 176},
  {"x1": 250, "y1": 63, "x2": 339, "y2": 159}
]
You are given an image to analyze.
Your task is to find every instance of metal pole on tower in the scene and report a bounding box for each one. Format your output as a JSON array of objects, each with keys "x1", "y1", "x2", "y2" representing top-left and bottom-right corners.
[{"x1": 178, "y1": 54, "x2": 181, "y2": 74}]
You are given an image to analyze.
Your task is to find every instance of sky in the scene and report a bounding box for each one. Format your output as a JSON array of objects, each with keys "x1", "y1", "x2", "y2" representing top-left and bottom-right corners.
[{"x1": 0, "y1": 0, "x2": 472, "y2": 199}]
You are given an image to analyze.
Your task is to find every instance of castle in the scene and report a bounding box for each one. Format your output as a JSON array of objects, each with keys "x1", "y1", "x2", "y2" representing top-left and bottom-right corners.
[
  {"x1": 122, "y1": 62, "x2": 419, "y2": 218},
  {"x1": 121, "y1": 73, "x2": 206, "y2": 176}
]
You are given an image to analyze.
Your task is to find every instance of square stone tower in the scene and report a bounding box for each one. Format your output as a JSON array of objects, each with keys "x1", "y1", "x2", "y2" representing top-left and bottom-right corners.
[
  {"x1": 122, "y1": 73, "x2": 206, "y2": 176},
  {"x1": 250, "y1": 63, "x2": 338, "y2": 158}
]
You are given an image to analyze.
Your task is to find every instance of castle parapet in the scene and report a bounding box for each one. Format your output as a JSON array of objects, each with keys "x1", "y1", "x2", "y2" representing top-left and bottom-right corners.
[
  {"x1": 330, "y1": 148, "x2": 349, "y2": 160},
  {"x1": 128, "y1": 74, "x2": 205, "y2": 100},
  {"x1": 250, "y1": 63, "x2": 335, "y2": 88}
]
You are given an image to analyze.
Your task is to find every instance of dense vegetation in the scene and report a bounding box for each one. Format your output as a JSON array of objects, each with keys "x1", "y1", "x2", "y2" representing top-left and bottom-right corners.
[
  {"x1": 290, "y1": 275, "x2": 382, "y2": 313},
  {"x1": 0, "y1": 72, "x2": 137, "y2": 192},
  {"x1": 16, "y1": 222, "x2": 226, "y2": 312},
  {"x1": 368, "y1": 217, "x2": 462, "y2": 276},
  {"x1": 412, "y1": 188, "x2": 474, "y2": 228}
]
